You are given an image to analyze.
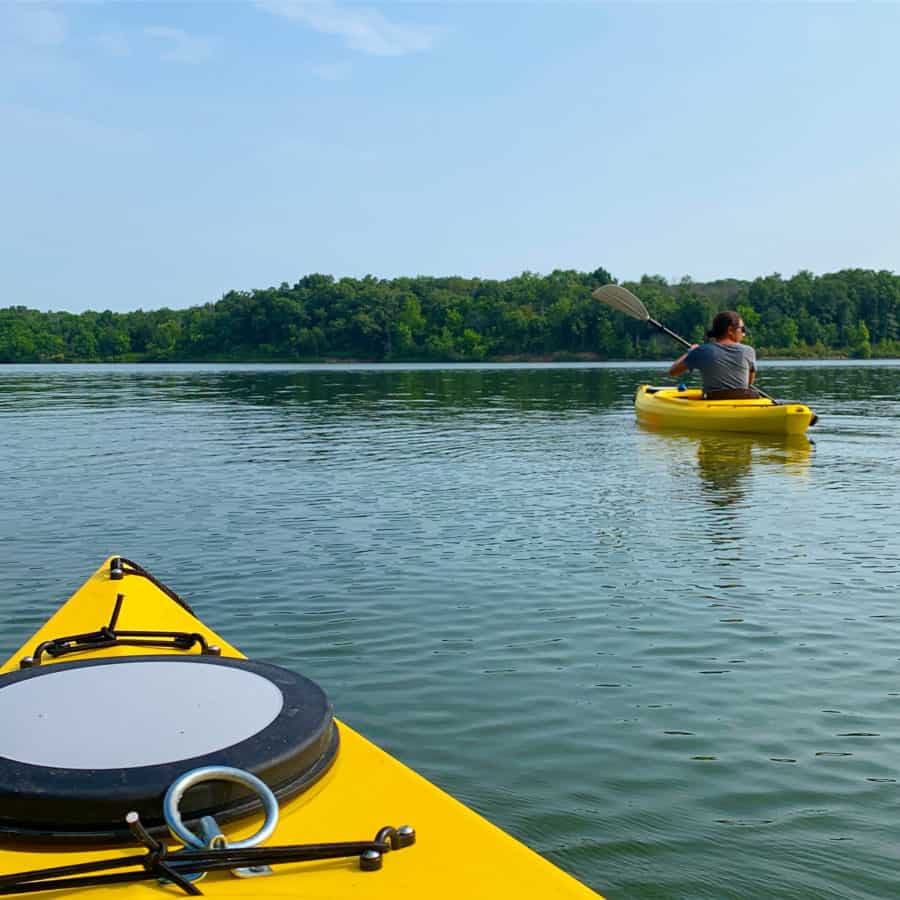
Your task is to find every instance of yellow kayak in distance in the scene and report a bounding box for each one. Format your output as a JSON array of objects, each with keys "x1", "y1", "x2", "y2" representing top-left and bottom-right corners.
[
  {"x1": 634, "y1": 384, "x2": 817, "y2": 435},
  {"x1": 0, "y1": 558, "x2": 603, "y2": 899}
]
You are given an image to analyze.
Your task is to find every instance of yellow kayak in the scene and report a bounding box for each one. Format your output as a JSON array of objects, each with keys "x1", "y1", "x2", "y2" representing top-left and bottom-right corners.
[
  {"x1": 634, "y1": 384, "x2": 817, "y2": 435},
  {"x1": 0, "y1": 559, "x2": 602, "y2": 898}
]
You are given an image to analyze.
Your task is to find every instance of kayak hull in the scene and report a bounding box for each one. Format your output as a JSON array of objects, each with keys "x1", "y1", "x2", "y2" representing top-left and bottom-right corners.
[
  {"x1": 634, "y1": 384, "x2": 816, "y2": 435},
  {"x1": 0, "y1": 559, "x2": 602, "y2": 898}
]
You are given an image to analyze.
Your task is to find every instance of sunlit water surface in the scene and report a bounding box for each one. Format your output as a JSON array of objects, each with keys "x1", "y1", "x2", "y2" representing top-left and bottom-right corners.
[{"x1": 1, "y1": 362, "x2": 899, "y2": 899}]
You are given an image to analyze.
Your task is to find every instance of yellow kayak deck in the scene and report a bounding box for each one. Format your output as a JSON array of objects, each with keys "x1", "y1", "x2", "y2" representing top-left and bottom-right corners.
[
  {"x1": 634, "y1": 384, "x2": 817, "y2": 435},
  {"x1": 0, "y1": 560, "x2": 602, "y2": 898}
]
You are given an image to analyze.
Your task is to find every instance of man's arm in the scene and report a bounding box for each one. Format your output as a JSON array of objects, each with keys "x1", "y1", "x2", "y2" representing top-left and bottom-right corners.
[{"x1": 669, "y1": 345, "x2": 699, "y2": 378}]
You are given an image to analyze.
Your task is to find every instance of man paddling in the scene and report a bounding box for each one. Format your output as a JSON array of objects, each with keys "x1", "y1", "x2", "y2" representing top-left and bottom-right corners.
[{"x1": 668, "y1": 311, "x2": 759, "y2": 400}]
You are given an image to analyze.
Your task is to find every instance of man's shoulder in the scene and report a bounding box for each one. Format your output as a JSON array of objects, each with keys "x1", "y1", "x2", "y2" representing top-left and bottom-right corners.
[
  {"x1": 720, "y1": 342, "x2": 753, "y2": 357},
  {"x1": 687, "y1": 342, "x2": 714, "y2": 359}
]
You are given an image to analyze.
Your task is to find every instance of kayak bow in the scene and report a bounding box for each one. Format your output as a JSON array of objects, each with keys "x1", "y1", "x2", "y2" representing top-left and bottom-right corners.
[{"x1": 0, "y1": 558, "x2": 602, "y2": 898}]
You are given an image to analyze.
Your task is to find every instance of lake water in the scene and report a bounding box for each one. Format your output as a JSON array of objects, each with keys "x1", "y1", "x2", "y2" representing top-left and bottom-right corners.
[{"x1": 1, "y1": 361, "x2": 898, "y2": 899}]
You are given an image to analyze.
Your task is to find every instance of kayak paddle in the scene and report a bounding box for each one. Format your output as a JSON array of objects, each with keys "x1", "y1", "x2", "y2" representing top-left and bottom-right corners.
[
  {"x1": 593, "y1": 284, "x2": 694, "y2": 350},
  {"x1": 592, "y1": 284, "x2": 780, "y2": 405}
]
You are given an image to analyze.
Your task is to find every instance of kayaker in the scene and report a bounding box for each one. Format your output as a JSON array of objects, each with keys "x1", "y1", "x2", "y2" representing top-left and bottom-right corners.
[{"x1": 668, "y1": 311, "x2": 759, "y2": 400}]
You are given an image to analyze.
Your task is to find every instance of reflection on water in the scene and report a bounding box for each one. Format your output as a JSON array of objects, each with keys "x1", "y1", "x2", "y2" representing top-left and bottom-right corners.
[
  {"x1": 639, "y1": 426, "x2": 813, "y2": 507},
  {"x1": 0, "y1": 364, "x2": 631, "y2": 417}
]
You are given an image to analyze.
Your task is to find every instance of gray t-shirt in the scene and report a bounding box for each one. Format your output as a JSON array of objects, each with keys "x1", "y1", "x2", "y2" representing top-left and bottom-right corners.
[{"x1": 684, "y1": 342, "x2": 757, "y2": 393}]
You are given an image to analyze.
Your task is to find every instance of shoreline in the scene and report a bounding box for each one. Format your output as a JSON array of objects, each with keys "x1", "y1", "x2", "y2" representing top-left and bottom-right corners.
[{"x1": 3, "y1": 351, "x2": 889, "y2": 365}]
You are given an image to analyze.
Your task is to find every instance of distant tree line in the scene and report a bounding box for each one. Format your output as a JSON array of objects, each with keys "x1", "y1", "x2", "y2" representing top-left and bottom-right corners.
[{"x1": 1, "y1": 267, "x2": 898, "y2": 363}]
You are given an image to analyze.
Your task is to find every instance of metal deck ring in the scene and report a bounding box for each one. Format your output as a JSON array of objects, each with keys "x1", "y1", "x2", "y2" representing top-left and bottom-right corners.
[{"x1": 164, "y1": 766, "x2": 279, "y2": 849}]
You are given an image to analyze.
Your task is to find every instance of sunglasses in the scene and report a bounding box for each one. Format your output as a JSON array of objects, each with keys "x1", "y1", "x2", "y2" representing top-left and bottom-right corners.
[{"x1": 734, "y1": 324, "x2": 746, "y2": 333}]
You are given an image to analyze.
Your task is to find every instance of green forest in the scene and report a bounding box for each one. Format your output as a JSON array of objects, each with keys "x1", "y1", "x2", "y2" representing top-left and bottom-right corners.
[{"x1": 1, "y1": 267, "x2": 898, "y2": 363}]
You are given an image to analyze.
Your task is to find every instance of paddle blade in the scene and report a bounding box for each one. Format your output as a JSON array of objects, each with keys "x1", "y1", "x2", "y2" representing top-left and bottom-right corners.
[{"x1": 592, "y1": 285, "x2": 650, "y2": 322}]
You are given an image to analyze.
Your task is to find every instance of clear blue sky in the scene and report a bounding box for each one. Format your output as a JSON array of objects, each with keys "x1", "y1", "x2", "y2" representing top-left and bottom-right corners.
[{"x1": 3, "y1": 1, "x2": 899, "y2": 313}]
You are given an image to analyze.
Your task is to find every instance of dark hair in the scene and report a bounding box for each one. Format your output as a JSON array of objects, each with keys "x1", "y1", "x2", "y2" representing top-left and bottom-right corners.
[{"x1": 706, "y1": 310, "x2": 741, "y2": 341}]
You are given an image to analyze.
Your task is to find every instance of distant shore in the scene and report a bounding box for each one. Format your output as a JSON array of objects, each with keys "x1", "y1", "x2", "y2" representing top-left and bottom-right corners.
[{"x1": 4, "y1": 350, "x2": 892, "y2": 366}]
